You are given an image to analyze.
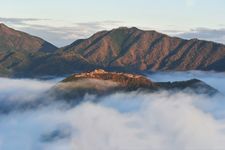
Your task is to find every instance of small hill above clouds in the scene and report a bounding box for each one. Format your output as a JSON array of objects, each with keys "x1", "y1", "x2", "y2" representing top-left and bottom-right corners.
[
  {"x1": 51, "y1": 69, "x2": 158, "y2": 101},
  {"x1": 62, "y1": 69, "x2": 157, "y2": 89},
  {"x1": 0, "y1": 69, "x2": 219, "y2": 113},
  {"x1": 51, "y1": 69, "x2": 219, "y2": 101}
]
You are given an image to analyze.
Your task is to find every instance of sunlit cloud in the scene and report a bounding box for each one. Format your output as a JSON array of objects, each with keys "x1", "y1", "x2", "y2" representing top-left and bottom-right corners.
[{"x1": 1, "y1": 90, "x2": 225, "y2": 150}]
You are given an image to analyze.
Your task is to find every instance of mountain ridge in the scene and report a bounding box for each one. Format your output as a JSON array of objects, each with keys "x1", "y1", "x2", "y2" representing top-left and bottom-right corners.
[
  {"x1": 65, "y1": 27, "x2": 225, "y2": 72},
  {"x1": 0, "y1": 24, "x2": 225, "y2": 77}
]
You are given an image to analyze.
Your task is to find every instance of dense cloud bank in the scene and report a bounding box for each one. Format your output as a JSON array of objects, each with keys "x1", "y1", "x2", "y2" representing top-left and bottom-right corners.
[{"x1": 0, "y1": 71, "x2": 225, "y2": 150}]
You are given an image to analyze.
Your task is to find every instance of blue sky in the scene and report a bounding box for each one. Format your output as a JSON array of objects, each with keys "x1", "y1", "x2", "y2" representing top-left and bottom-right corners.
[{"x1": 1, "y1": 0, "x2": 225, "y2": 46}]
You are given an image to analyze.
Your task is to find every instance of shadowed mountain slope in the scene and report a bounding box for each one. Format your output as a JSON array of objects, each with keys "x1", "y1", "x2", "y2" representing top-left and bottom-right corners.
[{"x1": 0, "y1": 23, "x2": 58, "y2": 77}]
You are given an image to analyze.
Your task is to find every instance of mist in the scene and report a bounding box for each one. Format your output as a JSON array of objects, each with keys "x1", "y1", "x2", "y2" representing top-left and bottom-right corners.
[
  {"x1": 0, "y1": 71, "x2": 225, "y2": 150},
  {"x1": 149, "y1": 71, "x2": 225, "y2": 95}
]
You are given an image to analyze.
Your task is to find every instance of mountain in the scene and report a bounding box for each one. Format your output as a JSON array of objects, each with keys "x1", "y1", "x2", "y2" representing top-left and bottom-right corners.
[
  {"x1": 58, "y1": 27, "x2": 225, "y2": 73},
  {"x1": 51, "y1": 69, "x2": 219, "y2": 102},
  {"x1": 0, "y1": 23, "x2": 58, "y2": 77},
  {"x1": 1, "y1": 25, "x2": 225, "y2": 77}
]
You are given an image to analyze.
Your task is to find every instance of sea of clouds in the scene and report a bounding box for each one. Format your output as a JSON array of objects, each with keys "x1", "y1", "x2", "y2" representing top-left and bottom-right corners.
[{"x1": 0, "y1": 71, "x2": 225, "y2": 150}]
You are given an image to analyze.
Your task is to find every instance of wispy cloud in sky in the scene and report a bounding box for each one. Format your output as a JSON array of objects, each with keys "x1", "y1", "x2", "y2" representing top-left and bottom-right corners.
[
  {"x1": 0, "y1": 17, "x2": 123, "y2": 47},
  {"x1": 0, "y1": 17, "x2": 45, "y2": 25},
  {"x1": 1, "y1": 17, "x2": 225, "y2": 46},
  {"x1": 176, "y1": 28, "x2": 225, "y2": 44}
]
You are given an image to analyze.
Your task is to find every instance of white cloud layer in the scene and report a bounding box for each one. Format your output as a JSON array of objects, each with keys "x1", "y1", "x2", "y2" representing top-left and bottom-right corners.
[
  {"x1": 0, "y1": 71, "x2": 225, "y2": 150},
  {"x1": 0, "y1": 77, "x2": 59, "y2": 103}
]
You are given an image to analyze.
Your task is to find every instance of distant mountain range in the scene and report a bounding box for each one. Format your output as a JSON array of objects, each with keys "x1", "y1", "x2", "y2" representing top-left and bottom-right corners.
[{"x1": 0, "y1": 23, "x2": 225, "y2": 77}]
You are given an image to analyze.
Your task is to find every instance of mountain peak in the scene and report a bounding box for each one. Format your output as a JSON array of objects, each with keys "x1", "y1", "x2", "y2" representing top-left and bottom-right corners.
[
  {"x1": 111, "y1": 26, "x2": 162, "y2": 34},
  {"x1": 0, "y1": 23, "x2": 15, "y2": 34},
  {"x1": 0, "y1": 23, "x2": 7, "y2": 27},
  {"x1": 0, "y1": 23, "x2": 57, "y2": 52},
  {"x1": 0, "y1": 23, "x2": 17, "y2": 31},
  {"x1": 113, "y1": 26, "x2": 139, "y2": 31}
]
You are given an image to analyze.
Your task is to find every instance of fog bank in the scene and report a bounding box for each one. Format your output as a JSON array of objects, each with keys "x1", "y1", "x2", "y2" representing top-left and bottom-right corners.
[{"x1": 0, "y1": 71, "x2": 225, "y2": 150}]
